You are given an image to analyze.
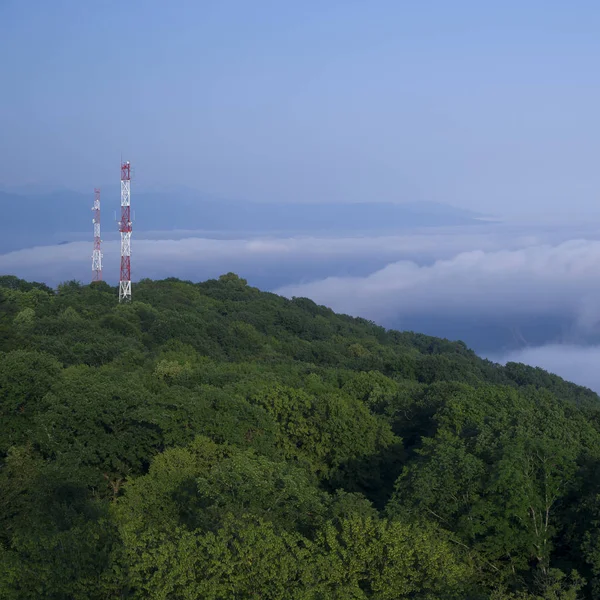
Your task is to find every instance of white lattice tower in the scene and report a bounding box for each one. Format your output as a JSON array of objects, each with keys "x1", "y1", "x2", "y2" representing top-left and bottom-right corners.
[
  {"x1": 118, "y1": 161, "x2": 132, "y2": 302},
  {"x1": 92, "y1": 188, "x2": 103, "y2": 281}
]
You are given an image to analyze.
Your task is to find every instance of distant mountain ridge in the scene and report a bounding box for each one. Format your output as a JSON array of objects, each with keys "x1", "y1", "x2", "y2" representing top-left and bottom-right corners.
[{"x1": 0, "y1": 187, "x2": 493, "y2": 253}]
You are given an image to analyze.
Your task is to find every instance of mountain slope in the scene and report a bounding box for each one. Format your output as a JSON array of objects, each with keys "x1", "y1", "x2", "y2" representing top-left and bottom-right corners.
[
  {"x1": 0, "y1": 273, "x2": 597, "y2": 599},
  {"x1": 0, "y1": 189, "x2": 490, "y2": 252}
]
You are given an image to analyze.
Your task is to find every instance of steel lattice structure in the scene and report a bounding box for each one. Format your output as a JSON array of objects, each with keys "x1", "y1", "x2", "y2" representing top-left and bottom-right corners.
[
  {"x1": 91, "y1": 188, "x2": 103, "y2": 281},
  {"x1": 118, "y1": 161, "x2": 132, "y2": 302}
]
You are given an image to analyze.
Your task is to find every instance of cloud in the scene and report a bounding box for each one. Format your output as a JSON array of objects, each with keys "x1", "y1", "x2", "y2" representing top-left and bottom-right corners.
[
  {"x1": 0, "y1": 225, "x2": 534, "y2": 288},
  {"x1": 4, "y1": 225, "x2": 600, "y2": 351},
  {"x1": 275, "y1": 239, "x2": 600, "y2": 335},
  {"x1": 491, "y1": 345, "x2": 600, "y2": 394},
  {"x1": 3, "y1": 228, "x2": 600, "y2": 326},
  {"x1": 6, "y1": 227, "x2": 600, "y2": 388}
]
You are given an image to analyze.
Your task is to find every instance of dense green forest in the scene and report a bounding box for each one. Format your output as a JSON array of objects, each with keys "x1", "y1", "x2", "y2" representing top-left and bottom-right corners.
[{"x1": 2, "y1": 273, "x2": 600, "y2": 599}]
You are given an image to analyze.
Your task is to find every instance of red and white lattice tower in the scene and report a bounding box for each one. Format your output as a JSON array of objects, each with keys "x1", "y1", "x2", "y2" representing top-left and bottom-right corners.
[
  {"x1": 91, "y1": 188, "x2": 103, "y2": 281},
  {"x1": 118, "y1": 161, "x2": 132, "y2": 302}
]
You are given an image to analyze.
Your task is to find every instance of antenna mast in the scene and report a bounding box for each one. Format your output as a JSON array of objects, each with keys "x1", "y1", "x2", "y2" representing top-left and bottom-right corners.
[
  {"x1": 118, "y1": 161, "x2": 132, "y2": 302},
  {"x1": 91, "y1": 188, "x2": 103, "y2": 282}
]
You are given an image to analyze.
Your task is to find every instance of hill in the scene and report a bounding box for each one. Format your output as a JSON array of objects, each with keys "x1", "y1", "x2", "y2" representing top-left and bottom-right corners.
[
  {"x1": 0, "y1": 273, "x2": 599, "y2": 599},
  {"x1": 0, "y1": 188, "x2": 489, "y2": 252}
]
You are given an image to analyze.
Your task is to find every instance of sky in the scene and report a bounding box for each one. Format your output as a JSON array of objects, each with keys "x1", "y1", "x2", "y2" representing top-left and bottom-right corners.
[{"x1": 2, "y1": 0, "x2": 600, "y2": 216}]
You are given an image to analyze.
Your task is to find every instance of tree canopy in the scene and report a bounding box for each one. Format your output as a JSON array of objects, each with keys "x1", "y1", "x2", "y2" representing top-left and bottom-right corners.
[{"x1": 0, "y1": 273, "x2": 599, "y2": 598}]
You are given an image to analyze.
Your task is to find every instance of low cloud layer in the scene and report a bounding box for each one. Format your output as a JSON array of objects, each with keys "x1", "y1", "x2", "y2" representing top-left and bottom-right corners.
[
  {"x1": 4, "y1": 225, "x2": 600, "y2": 389},
  {"x1": 4, "y1": 228, "x2": 600, "y2": 340},
  {"x1": 0, "y1": 224, "x2": 542, "y2": 289},
  {"x1": 276, "y1": 239, "x2": 600, "y2": 337}
]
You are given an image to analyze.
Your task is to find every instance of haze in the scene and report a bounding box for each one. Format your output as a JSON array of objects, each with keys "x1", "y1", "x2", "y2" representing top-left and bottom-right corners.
[{"x1": 2, "y1": 1, "x2": 600, "y2": 218}]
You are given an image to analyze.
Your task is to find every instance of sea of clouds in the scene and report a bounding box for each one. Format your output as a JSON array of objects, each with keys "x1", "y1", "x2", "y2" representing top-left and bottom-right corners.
[{"x1": 3, "y1": 221, "x2": 600, "y2": 391}]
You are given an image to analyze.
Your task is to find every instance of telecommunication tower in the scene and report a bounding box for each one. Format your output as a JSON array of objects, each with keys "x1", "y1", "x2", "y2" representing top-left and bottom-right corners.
[
  {"x1": 118, "y1": 161, "x2": 132, "y2": 302},
  {"x1": 91, "y1": 188, "x2": 103, "y2": 281}
]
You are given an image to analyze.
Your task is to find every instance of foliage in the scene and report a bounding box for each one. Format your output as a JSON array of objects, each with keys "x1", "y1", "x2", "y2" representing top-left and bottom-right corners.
[{"x1": 0, "y1": 273, "x2": 599, "y2": 598}]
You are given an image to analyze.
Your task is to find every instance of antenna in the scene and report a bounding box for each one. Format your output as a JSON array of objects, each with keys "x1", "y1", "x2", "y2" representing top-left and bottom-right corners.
[
  {"x1": 118, "y1": 161, "x2": 132, "y2": 302},
  {"x1": 91, "y1": 188, "x2": 103, "y2": 282}
]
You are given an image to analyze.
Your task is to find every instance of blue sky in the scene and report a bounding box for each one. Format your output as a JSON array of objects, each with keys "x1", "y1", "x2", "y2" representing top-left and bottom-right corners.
[{"x1": 1, "y1": 0, "x2": 600, "y2": 215}]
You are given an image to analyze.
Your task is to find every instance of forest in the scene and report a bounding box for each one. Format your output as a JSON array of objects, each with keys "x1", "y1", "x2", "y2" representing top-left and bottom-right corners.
[{"x1": 1, "y1": 272, "x2": 600, "y2": 599}]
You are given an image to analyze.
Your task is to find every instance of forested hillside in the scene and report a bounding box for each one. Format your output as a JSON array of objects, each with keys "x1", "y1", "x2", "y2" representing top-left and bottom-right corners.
[{"x1": 2, "y1": 273, "x2": 600, "y2": 599}]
